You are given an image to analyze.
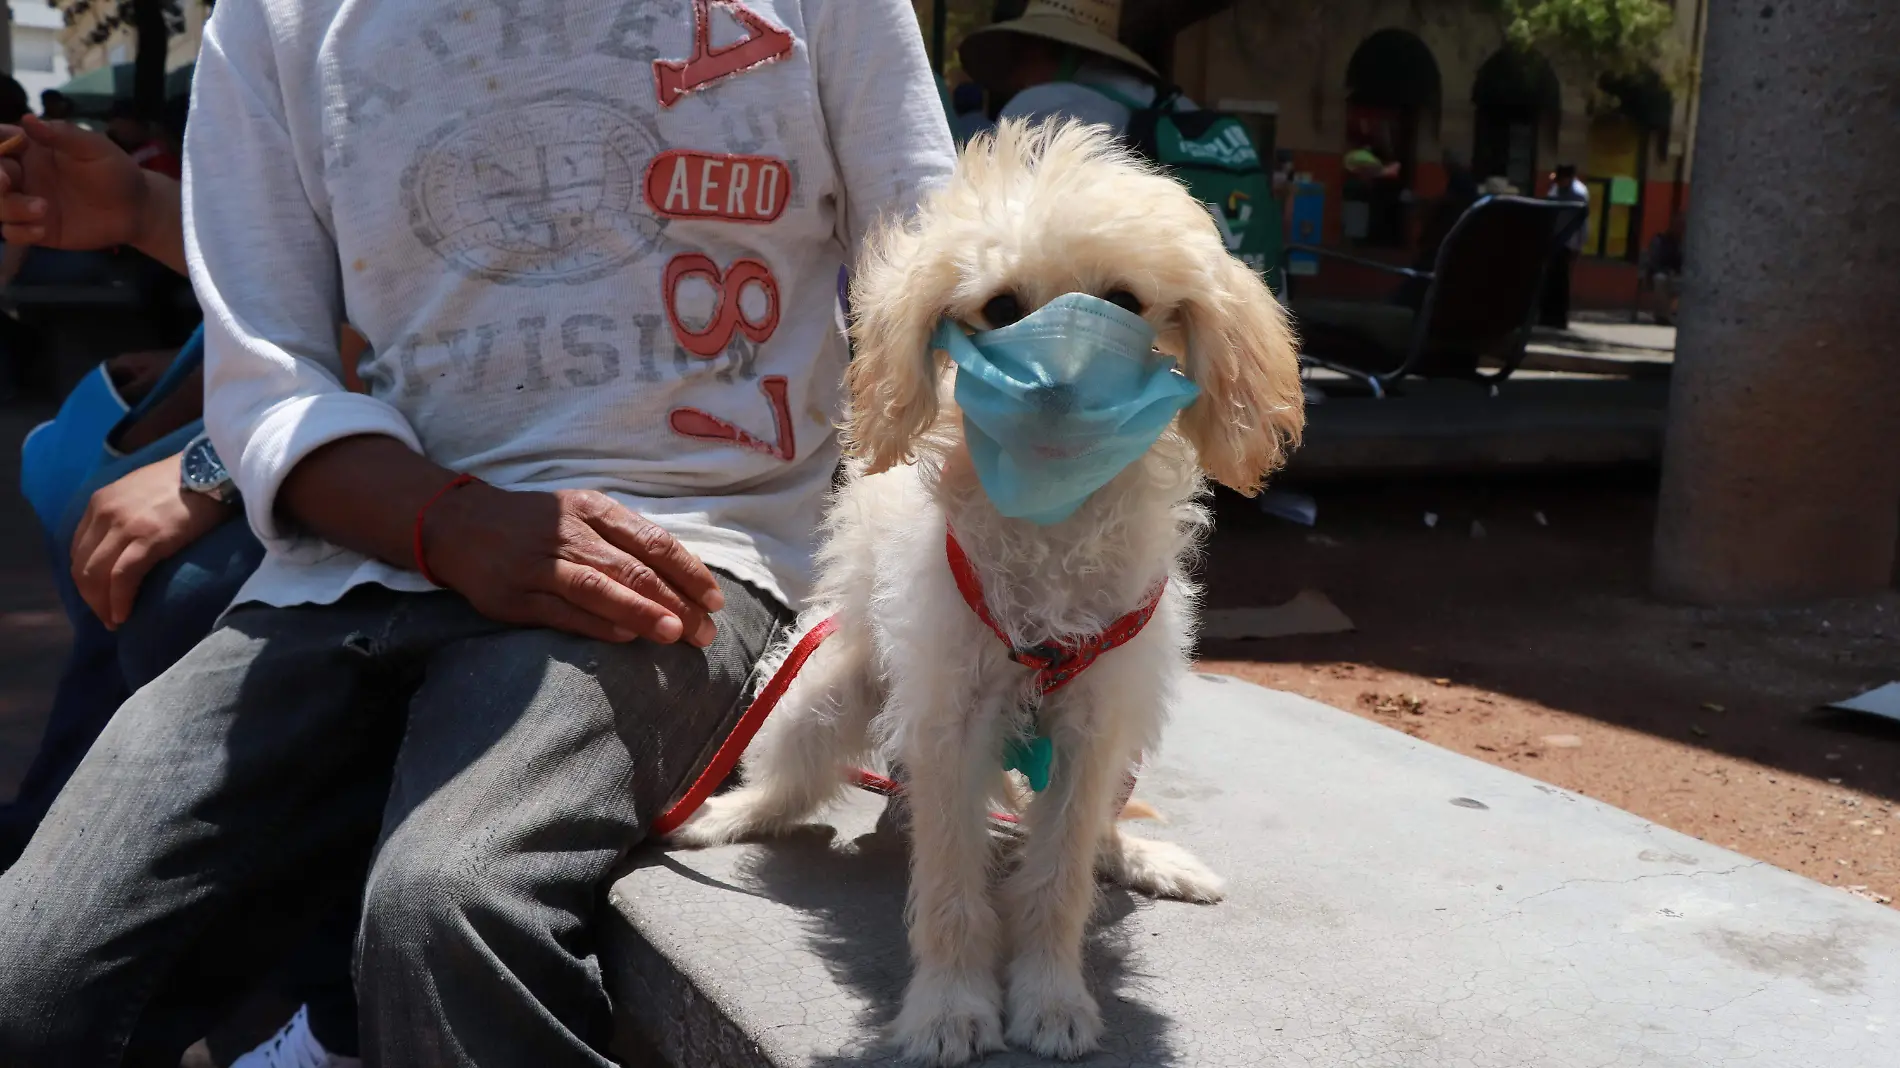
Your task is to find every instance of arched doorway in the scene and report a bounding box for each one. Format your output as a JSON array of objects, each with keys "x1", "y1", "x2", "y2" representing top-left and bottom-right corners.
[
  {"x1": 1471, "y1": 48, "x2": 1560, "y2": 194},
  {"x1": 1343, "y1": 28, "x2": 1442, "y2": 246}
]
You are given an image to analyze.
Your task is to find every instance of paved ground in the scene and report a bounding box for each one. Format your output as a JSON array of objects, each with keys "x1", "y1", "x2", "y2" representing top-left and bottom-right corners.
[
  {"x1": 613, "y1": 676, "x2": 1900, "y2": 1067},
  {"x1": 1543, "y1": 314, "x2": 1678, "y2": 356},
  {"x1": 1198, "y1": 476, "x2": 1900, "y2": 910}
]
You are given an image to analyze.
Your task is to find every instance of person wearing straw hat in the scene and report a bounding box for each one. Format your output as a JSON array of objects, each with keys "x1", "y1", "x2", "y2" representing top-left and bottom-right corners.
[{"x1": 959, "y1": 0, "x2": 1194, "y2": 136}]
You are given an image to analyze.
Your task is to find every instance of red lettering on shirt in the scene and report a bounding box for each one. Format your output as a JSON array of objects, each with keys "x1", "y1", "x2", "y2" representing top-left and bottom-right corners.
[
  {"x1": 670, "y1": 376, "x2": 795, "y2": 461},
  {"x1": 663, "y1": 253, "x2": 781, "y2": 358},
  {"x1": 644, "y1": 151, "x2": 791, "y2": 224},
  {"x1": 654, "y1": 0, "x2": 795, "y2": 109}
]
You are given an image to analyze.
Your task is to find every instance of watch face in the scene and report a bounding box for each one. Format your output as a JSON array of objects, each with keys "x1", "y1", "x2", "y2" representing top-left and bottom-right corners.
[{"x1": 183, "y1": 438, "x2": 228, "y2": 491}]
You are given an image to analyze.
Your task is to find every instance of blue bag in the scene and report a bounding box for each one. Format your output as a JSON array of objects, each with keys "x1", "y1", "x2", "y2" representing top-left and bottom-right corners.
[{"x1": 18, "y1": 326, "x2": 205, "y2": 536}]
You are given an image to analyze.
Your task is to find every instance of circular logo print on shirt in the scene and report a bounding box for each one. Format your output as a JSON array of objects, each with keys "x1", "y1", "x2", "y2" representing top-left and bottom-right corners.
[{"x1": 402, "y1": 96, "x2": 666, "y2": 287}]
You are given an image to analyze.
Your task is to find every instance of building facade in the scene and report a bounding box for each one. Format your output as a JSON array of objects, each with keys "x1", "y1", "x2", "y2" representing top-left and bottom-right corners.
[
  {"x1": 1167, "y1": 0, "x2": 1707, "y2": 306},
  {"x1": 922, "y1": 0, "x2": 1707, "y2": 309},
  {"x1": 51, "y1": 0, "x2": 207, "y2": 78},
  {"x1": 8, "y1": 0, "x2": 73, "y2": 102}
]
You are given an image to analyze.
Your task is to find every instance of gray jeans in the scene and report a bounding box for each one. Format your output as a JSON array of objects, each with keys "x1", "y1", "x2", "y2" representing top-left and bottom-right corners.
[{"x1": 0, "y1": 578, "x2": 787, "y2": 1068}]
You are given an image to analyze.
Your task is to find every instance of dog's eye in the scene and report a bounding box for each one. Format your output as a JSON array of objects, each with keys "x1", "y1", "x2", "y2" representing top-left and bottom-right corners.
[
  {"x1": 981, "y1": 293, "x2": 1025, "y2": 328},
  {"x1": 1105, "y1": 289, "x2": 1143, "y2": 315}
]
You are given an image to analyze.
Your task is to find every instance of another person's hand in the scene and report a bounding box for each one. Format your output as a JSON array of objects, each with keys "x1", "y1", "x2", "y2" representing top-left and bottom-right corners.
[
  {"x1": 0, "y1": 116, "x2": 152, "y2": 252},
  {"x1": 421, "y1": 483, "x2": 724, "y2": 647},
  {"x1": 70, "y1": 453, "x2": 235, "y2": 629},
  {"x1": 103, "y1": 349, "x2": 179, "y2": 405}
]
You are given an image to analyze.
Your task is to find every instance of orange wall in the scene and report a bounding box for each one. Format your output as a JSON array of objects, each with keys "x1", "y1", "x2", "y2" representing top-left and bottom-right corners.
[
  {"x1": 1634, "y1": 180, "x2": 1689, "y2": 256},
  {"x1": 1573, "y1": 259, "x2": 1640, "y2": 310}
]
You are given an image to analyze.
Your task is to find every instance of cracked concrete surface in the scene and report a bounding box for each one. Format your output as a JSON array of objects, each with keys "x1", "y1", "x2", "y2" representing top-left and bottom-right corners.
[{"x1": 602, "y1": 675, "x2": 1900, "y2": 1066}]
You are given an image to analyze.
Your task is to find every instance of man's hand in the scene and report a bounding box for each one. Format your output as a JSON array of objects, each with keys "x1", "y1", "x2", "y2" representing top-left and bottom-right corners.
[
  {"x1": 0, "y1": 116, "x2": 185, "y2": 274},
  {"x1": 70, "y1": 453, "x2": 234, "y2": 629},
  {"x1": 278, "y1": 436, "x2": 725, "y2": 647},
  {"x1": 422, "y1": 484, "x2": 725, "y2": 646}
]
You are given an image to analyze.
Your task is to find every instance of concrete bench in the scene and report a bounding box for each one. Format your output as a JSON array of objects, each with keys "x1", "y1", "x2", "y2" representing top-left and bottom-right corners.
[
  {"x1": 1291, "y1": 377, "x2": 1668, "y2": 476},
  {"x1": 602, "y1": 674, "x2": 1900, "y2": 1067}
]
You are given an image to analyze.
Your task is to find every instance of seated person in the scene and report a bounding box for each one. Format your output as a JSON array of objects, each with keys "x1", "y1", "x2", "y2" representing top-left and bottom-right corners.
[
  {"x1": 1389, "y1": 163, "x2": 1480, "y2": 308},
  {"x1": 1, "y1": 114, "x2": 365, "y2": 1067},
  {"x1": 958, "y1": 0, "x2": 1188, "y2": 136},
  {"x1": 0, "y1": 1, "x2": 954, "y2": 1065},
  {"x1": 949, "y1": 80, "x2": 993, "y2": 145},
  {"x1": 1642, "y1": 215, "x2": 1686, "y2": 326},
  {"x1": 39, "y1": 90, "x2": 74, "y2": 122}
]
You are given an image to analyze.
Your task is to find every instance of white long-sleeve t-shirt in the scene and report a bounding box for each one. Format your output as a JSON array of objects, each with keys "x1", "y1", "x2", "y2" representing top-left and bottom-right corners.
[{"x1": 185, "y1": 0, "x2": 955, "y2": 611}]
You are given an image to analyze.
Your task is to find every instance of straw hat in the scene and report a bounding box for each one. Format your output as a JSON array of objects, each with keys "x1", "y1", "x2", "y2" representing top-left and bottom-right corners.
[{"x1": 959, "y1": 0, "x2": 1157, "y2": 93}]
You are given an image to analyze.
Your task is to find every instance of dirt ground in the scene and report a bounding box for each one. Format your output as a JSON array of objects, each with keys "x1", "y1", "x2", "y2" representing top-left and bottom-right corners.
[{"x1": 1193, "y1": 472, "x2": 1900, "y2": 909}]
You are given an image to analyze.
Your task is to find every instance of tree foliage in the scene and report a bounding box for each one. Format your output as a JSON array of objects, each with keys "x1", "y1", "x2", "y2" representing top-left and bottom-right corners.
[
  {"x1": 912, "y1": 0, "x2": 1010, "y2": 79},
  {"x1": 1486, "y1": 0, "x2": 1676, "y2": 78}
]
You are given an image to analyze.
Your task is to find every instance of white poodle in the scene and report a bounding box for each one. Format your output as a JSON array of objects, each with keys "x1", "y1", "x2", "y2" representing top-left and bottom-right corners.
[{"x1": 672, "y1": 120, "x2": 1305, "y2": 1064}]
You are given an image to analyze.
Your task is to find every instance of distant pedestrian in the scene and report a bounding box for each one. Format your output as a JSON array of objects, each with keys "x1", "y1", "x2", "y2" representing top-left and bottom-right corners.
[
  {"x1": 0, "y1": 76, "x2": 27, "y2": 124},
  {"x1": 104, "y1": 101, "x2": 180, "y2": 179},
  {"x1": 39, "y1": 90, "x2": 73, "y2": 122},
  {"x1": 1541, "y1": 163, "x2": 1588, "y2": 328}
]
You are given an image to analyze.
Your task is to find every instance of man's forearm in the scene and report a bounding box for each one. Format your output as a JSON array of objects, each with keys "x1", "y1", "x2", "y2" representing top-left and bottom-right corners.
[
  {"x1": 132, "y1": 170, "x2": 186, "y2": 276},
  {"x1": 277, "y1": 434, "x2": 469, "y2": 571}
]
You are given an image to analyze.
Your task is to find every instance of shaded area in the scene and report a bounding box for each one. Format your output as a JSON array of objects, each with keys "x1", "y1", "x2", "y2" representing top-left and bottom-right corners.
[
  {"x1": 608, "y1": 818, "x2": 1177, "y2": 1067},
  {"x1": 1195, "y1": 473, "x2": 1900, "y2": 802},
  {"x1": 0, "y1": 400, "x2": 69, "y2": 800},
  {"x1": 1194, "y1": 472, "x2": 1900, "y2": 905}
]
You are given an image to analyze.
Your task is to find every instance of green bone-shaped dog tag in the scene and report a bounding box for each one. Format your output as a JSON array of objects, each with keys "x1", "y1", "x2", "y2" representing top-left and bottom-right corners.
[{"x1": 1004, "y1": 734, "x2": 1054, "y2": 792}]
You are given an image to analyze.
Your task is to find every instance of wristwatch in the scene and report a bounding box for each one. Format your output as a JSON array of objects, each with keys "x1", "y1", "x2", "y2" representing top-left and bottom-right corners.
[{"x1": 179, "y1": 433, "x2": 240, "y2": 505}]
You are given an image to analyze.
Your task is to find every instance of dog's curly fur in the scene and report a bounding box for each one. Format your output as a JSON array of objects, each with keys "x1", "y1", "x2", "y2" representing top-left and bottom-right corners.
[{"x1": 671, "y1": 121, "x2": 1304, "y2": 1064}]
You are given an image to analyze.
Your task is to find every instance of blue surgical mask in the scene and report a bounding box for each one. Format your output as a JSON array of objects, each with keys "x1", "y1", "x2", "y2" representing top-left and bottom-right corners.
[{"x1": 935, "y1": 293, "x2": 1201, "y2": 525}]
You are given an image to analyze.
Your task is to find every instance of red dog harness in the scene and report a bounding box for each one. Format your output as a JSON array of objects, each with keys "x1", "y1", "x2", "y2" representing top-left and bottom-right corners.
[
  {"x1": 945, "y1": 531, "x2": 1165, "y2": 698},
  {"x1": 653, "y1": 531, "x2": 1163, "y2": 835}
]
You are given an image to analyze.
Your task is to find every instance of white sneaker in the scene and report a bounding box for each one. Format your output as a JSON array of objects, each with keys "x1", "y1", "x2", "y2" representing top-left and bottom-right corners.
[{"x1": 228, "y1": 1005, "x2": 362, "y2": 1068}]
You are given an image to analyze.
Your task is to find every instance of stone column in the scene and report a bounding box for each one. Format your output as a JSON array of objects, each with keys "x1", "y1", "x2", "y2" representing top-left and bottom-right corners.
[{"x1": 1652, "y1": 0, "x2": 1900, "y2": 604}]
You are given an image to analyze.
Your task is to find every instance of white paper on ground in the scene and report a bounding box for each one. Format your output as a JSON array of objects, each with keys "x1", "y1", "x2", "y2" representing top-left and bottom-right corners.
[
  {"x1": 1824, "y1": 682, "x2": 1900, "y2": 724},
  {"x1": 1258, "y1": 489, "x2": 1318, "y2": 526},
  {"x1": 1202, "y1": 590, "x2": 1354, "y2": 640}
]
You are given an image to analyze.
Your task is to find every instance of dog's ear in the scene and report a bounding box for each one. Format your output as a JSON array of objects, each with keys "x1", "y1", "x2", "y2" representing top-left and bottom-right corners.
[
  {"x1": 1176, "y1": 251, "x2": 1306, "y2": 494},
  {"x1": 843, "y1": 214, "x2": 961, "y2": 474}
]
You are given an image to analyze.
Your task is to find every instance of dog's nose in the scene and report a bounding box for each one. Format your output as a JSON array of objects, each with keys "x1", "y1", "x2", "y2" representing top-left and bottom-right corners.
[{"x1": 1032, "y1": 384, "x2": 1079, "y2": 415}]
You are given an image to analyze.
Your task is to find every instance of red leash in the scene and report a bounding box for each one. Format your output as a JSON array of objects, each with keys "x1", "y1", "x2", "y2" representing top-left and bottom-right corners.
[
  {"x1": 653, "y1": 615, "x2": 837, "y2": 835},
  {"x1": 654, "y1": 532, "x2": 1161, "y2": 836}
]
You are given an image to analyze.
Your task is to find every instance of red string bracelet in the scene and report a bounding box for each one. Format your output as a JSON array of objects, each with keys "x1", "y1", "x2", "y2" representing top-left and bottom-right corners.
[{"x1": 413, "y1": 473, "x2": 480, "y2": 587}]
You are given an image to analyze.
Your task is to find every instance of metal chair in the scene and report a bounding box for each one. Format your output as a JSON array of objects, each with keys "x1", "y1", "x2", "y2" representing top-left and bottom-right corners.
[{"x1": 1287, "y1": 196, "x2": 1588, "y2": 397}]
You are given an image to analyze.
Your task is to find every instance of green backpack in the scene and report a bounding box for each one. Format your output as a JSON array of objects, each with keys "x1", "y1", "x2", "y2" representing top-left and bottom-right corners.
[{"x1": 1085, "y1": 86, "x2": 1284, "y2": 295}]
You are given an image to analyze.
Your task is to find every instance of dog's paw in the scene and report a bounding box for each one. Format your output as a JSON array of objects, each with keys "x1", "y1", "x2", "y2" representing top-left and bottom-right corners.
[
  {"x1": 1005, "y1": 969, "x2": 1102, "y2": 1060},
  {"x1": 892, "y1": 972, "x2": 1005, "y2": 1066},
  {"x1": 667, "y1": 790, "x2": 779, "y2": 848},
  {"x1": 1102, "y1": 833, "x2": 1226, "y2": 903}
]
